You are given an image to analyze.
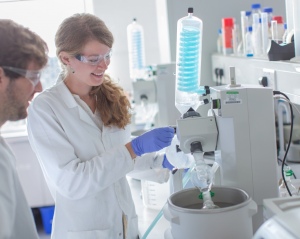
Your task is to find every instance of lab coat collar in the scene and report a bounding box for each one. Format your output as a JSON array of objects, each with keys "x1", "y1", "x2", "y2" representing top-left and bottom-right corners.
[
  {"x1": 56, "y1": 80, "x2": 78, "y2": 109},
  {"x1": 55, "y1": 75, "x2": 99, "y2": 130}
]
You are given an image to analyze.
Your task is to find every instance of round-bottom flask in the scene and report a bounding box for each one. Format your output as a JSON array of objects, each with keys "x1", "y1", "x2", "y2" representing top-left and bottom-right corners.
[{"x1": 190, "y1": 152, "x2": 219, "y2": 209}]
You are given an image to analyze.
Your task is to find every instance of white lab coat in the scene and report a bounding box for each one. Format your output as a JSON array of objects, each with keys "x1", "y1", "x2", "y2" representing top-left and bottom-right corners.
[
  {"x1": 0, "y1": 137, "x2": 39, "y2": 239},
  {"x1": 27, "y1": 79, "x2": 169, "y2": 239}
]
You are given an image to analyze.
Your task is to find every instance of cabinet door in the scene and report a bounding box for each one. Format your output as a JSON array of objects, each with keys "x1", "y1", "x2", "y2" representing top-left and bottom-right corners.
[{"x1": 5, "y1": 135, "x2": 54, "y2": 207}]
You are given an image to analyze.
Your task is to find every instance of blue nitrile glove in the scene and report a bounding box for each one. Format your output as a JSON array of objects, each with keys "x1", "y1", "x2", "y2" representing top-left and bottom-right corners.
[
  {"x1": 131, "y1": 127, "x2": 175, "y2": 156},
  {"x1": 162, "y1": 154, "x2": 174, "y2": 170}
]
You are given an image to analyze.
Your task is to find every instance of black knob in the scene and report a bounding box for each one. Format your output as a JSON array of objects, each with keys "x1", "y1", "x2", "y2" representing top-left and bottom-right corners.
[{"x1": 259, "y1": 76, "x2": 268, "y2": 87}]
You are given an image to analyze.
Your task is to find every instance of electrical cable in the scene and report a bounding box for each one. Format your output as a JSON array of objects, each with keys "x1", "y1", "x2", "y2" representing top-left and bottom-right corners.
[
  {"x1": 210, "y1": 106, "x2": 219, "y2": 151},
  {"x1": 274, "y1": 94, "x2": 300, "y2": 181},
  {"x1": 273, "y1": 91, "x2": 294, "y2": 196}
]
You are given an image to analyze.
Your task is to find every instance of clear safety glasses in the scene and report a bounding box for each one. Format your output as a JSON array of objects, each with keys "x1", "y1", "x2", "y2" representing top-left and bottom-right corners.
[
  {"x1": 2, "y1": 66, "x2": 42, "y2": 86},
  {"x1": 75, "y1": 49, "x2": 112, "y2": 66}
]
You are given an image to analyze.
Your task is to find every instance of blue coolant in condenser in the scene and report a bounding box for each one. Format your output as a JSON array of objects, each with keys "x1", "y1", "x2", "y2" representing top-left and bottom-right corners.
[{"x1": 177, "y1": 28, "x2": 200, "y2": 92}]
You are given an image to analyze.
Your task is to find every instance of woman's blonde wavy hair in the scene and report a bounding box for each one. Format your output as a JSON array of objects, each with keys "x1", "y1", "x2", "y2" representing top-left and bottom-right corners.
[{"x1": 55, "y1": 13, "x2": 131, "y2": 129}]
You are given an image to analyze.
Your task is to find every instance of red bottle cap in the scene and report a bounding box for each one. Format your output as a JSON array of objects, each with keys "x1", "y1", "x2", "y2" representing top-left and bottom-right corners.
[
  {"x1": 222, "y1": 18, "x2": 234, "y2": 27},
  {"x1": 272, "y1": 16, "x2": 283, "y2": 24}
]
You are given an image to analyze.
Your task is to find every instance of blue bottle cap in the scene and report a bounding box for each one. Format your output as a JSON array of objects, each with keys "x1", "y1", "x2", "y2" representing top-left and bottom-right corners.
[
  {"x1": 251, "y1": 3, "x2": 261, "y2": 9},
  {"x1": 263, "y1": 7, "x2": 273, "y2": 13},
  {"x1": 248, "y1": 26, "x2": 253, "y2": 32},
  {"x1": 246, "y1": 11, "x2": 252, "y2": 17}
]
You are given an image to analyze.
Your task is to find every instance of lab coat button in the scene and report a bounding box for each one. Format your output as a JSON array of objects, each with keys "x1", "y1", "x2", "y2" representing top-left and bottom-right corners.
[{"x1": 119, "y1": 232, "x2": 122, "y2": 236}]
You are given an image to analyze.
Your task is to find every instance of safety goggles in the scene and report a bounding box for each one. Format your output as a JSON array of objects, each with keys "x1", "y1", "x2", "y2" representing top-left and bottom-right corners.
[
  {"x1": 2, "y1": 66, "x2": 42, "y2": 86},
  {"x1": 75, "y1": 49, "x2": 112, "y2": 66}
]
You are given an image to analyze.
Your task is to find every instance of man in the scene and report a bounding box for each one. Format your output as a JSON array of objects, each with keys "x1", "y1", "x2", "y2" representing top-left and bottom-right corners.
[{"x1": 0, "y1": 19, "x2": 48, "y2": 239}]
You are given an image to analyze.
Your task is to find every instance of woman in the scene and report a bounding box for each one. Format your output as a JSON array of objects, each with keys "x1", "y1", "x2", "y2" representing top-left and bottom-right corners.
[{"x1": 27, "y1": 13, "x2": 174, "y2": 239}]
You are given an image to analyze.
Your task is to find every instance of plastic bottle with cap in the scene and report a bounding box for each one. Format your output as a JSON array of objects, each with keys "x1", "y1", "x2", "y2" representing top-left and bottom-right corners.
[
  {"x1": 252, "y1": 13, "x2": 262, "y2": 56},
  {"x1": 250, "y1": 3, "x2": 261, "y2": 26},
  {"x1": 261, "y1": 12, "x2": 270, "y2": 55},
  {"x1": 246, "y1": 11, "x2": 252, "y2": 20},
  {"x1": 245, "y1": 26, "x2": 254, "y2": 57},
  {"x1": 239, "y1": 11, "x2": 252, "y2": 55},
  {"x1": 127, "y1": 18, "x2": 146, "y2": 81},
  {"x1": 272, "y1": 16, "x2": 285, "y2": 43},
  {"x1": 245, "y1": 10, "x2": 252, "y2": 27},
  {"x1": 222, "y1": 17, "x2": 234, "y2": 55},
  {"x1": 175, "y1": 7, "x2": 204, "y2": 115},
  {"x1": 251, "y1": 3, "x2": 262, "y2": 15},
  {"x1": 262, "y1": 7, "x2": 273, "y2": 28}
]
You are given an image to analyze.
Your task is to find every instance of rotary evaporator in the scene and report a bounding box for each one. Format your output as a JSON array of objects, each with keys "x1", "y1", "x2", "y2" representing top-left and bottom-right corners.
[{"x1": 161, "y1": 7, "x2": 280, "y2": 239}]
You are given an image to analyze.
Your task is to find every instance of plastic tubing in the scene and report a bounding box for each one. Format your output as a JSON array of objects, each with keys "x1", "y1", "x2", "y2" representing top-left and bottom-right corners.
[{"x1": 141, "y1": 168, "x2": 192, "y2": 239}]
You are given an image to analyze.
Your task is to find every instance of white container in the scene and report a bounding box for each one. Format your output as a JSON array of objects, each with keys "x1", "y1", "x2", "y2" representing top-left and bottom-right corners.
[
  {"x1": 245, "y1": 26, "x2": 254, "y2": 57},
  {"x1": 163, "y1": 186, "x2": 257, "y2": 239},
  {"x1": 261, "y1": 12, "x2": 269, "y2": 55},
  {"x1": 252, "y1": 13, "x2": 262, "y2": 56},
  {"x1": 251, "y1": 3, "x2": 261, "y2": 15},
  {"x1": 141, "y1": 180, "x2": 170, "y2": 210}
]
